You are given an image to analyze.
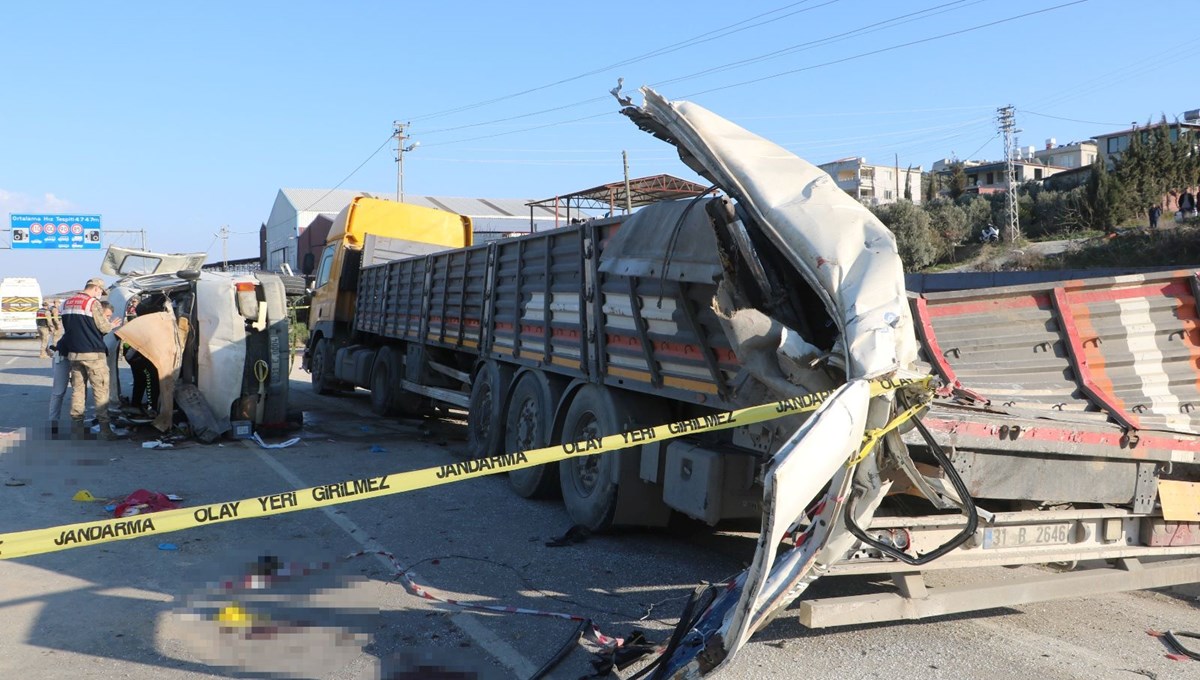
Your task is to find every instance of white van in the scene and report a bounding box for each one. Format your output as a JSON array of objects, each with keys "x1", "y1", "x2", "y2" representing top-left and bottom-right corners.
[
  {"x1": 102, "y1": 247, "x2": 293, "y2": 436},
  {"x1": 0, "y1": 277, "x2": 43, "y2": 337}
]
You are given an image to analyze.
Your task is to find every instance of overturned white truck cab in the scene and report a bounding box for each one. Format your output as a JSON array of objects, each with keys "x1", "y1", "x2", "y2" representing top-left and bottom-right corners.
[
  {"x1": 101, "y1": 247, "x2": 291, "y2": 438},
  {"x1": 616, "y1": 90, "x2": 1200, "y2": 677}
]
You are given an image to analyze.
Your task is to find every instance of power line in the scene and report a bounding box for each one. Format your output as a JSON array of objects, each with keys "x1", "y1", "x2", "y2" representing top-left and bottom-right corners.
[
  {"x1": 656, "y1": 0, "x2": 979, "y2": 89},
  {"x1": 680, "y1": 0, "x2": 1089, "y2": 99},
  {"x1": 422, "y1": 2, "x2": 1087, "y2": 150},
  {"x1": 962, "y1": 133, "x2": 1000, "y2": 162},
  {"x1": 1019, "y1": 110, "x2": 1124, "y2": 127},
  {"x1": 417, "y1": 1, "x2": 975, "y2": 138},
  {"x1": 258, "y1": 135, "x2": 394, "y2": 233},
  {"x1": 407, "y1": 0, "x2": 833, "y2": 124}
]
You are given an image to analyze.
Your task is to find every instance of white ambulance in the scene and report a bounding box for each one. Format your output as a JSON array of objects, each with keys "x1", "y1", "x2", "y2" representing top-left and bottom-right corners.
[{"x1": 0, "y1": 277, "x2": 43, "y2": 337}]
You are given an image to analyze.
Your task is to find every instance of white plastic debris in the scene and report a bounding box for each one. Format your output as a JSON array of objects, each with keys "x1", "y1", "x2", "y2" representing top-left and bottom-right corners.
[{"x1": 252, "y1": 433, "x2": 300, "y2": 449}]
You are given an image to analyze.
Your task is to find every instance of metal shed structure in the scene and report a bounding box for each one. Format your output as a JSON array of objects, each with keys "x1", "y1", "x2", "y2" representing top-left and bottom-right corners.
[{"x1": 526, "y1": 174, "x2": 711, "y2": 230}]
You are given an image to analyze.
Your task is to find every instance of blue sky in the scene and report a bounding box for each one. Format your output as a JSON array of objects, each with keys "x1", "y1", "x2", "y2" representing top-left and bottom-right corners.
[{"x1": 2, "y1": 0, "x2": 1193, "y2": 295}]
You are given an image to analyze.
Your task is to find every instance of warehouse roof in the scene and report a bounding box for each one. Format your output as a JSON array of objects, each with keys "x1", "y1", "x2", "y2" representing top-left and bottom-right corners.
[
  {"x1": 277, "y1": 189, "x2": 561, "y2": 221},
  {"x1": 278, "y1": 188, "x2": 371, "y2": 215}
]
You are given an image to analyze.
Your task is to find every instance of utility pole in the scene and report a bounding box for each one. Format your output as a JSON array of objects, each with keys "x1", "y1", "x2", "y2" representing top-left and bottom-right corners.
[
  {"x1": 894, "y1": 152, "x2": 900, "y2": 202},
  {"x1": 998, "y1": 105, "x2": 1020, "y2": 242},
  {"x1": 622, "y1": 150, "x2": 633, "y2": 214},
  {"x1": 394, "y1": 121, "x2": 419, "y2": 202},
  {"x1": 218, "y1": 225, "x2": 229, "y2": 270}
]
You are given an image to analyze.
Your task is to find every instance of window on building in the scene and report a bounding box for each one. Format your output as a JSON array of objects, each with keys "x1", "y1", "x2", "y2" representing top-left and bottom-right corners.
[
  {"x1": 884, "y1": 190, "x2": 893, "y2": 200},
  {"x1": 1015, "y1": 167, "x2": 1022, "y2": 181},
  {"x1": 986, "y1": 172, "x2": 994, "y2": 185},
  {"x1": 1034, "y1": 168, "x2": 1043, "y2": 180},
  {"x1": 861, "y1": 167, "x2": 875, "y2": 180},
  {"x1": 838, "y1": 170, "x2": 855, "y2": 182},
  {"x1": 1107, "y1": 137, "x2": 1122, "y2": 154}
]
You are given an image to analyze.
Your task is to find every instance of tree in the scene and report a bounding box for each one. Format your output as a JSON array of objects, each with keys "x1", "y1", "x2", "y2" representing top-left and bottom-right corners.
[
  {"x1": 923, "y1": 172, "x2": 940, "y2": 201},
  {"x1": 871, "y1": 201, "x2": 939, "y2": 270},
  {"x1": 947, "y1": 162, "x2": 968, "y2": 200},
  {"x1": 1082, "y1": 158, "x2": 1128, "y2": 233},
  {"x1": 903, "y1": 165, "x2": 913, "y2": 202},
  {"x1": 1114, "y1": 117, "x2": 1197, "y2": 215},
  {"x1": 926, "y1": 200, "x2": 969, "y2": 261}
]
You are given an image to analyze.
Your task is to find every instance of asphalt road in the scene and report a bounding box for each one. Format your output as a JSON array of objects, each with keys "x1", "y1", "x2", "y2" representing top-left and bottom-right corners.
[{"x1": 0, "y1": 336, "x2": 1196, "y2": 679}]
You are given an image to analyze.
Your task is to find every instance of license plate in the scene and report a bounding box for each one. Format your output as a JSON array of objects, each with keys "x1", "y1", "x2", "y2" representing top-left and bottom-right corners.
[{"x1": 983, "y1": 523, "x2": 1071, "y2": 549}]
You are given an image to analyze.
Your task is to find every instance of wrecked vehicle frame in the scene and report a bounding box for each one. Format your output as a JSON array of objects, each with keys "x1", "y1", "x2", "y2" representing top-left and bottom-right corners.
[{"x1": 102, "y1": 246, "x2": 292, "y2": 438}]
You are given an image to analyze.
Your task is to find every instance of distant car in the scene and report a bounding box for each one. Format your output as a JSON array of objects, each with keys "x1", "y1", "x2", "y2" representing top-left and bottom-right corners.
[{"x1": 101, "y1": 246, "x2": 291, "y2": 434}]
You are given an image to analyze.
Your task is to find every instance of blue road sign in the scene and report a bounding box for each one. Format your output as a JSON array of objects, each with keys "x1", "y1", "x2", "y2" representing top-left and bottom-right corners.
[{"x1": 9, "y1": 214, "x2": 102, "y2": 250}]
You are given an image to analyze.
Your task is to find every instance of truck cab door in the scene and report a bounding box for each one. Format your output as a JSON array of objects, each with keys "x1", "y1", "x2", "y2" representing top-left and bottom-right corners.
[{"x1": 309, "y1": 245, "x2": 338, "y2": 332}]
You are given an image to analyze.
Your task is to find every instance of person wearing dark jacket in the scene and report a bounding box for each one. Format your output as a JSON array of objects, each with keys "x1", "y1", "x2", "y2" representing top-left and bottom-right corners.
[{"x1": 61, "y1": 278, "x2": 118, "y2": 439}]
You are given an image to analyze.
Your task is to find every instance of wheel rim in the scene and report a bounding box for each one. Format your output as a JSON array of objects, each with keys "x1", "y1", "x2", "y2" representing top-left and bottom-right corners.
[
  {"x1": 567, "y1": 413, "x2": 601, "y2": 496},
  {"x1": 312, "y1": 344, "x2": 326, "y2": 382},
  {"x1": 513, "y1": 396, "x2": 538, "y2": 450}
]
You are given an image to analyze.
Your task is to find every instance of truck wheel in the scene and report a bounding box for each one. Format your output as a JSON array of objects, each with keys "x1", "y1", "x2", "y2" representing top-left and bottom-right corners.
[
  {"x1": 370, "y1": 347, "x2": 400, "y2": 416},
  {"x1": 558, "y1": 384, "x2": 630, "y2": 531},
  {"x1": 310, "y1": 338, "x2": 335, "y2": 395},
  {"x1": 467, "y1": 360, "x2": 512, "y2": 458},
  {"x1": 504, "y1": 371, "x2": 561, "y2": 499}
]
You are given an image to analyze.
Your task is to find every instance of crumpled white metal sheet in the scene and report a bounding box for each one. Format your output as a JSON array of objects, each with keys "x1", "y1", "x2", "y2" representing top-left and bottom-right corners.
[
  {"x1": 636, "y1": 88, "x2": 917, "y2": 381},
  {"x1": 626, "y1": 88, "x2": 922, "y2": 677}
]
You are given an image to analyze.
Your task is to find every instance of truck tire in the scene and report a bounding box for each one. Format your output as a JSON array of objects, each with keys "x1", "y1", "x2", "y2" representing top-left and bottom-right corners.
[
  {"x1": 310, "y1": 338, "x2": 336, "y2": 395},
  {"x1": 467, "y1": 360, "x2": 512, "y2": 458},
  {"x1": 504, "y1": 371, "x2": 561, "y2": 499},
  {"x1": 558, "y1": 384, "x2": 631, "y2": 531},
  {"x1": 370, "y1": 347, "x2": 401, "y2": 416},
  {"x1": 279, "y1": 274, "x2": 307, "y2": 297}
]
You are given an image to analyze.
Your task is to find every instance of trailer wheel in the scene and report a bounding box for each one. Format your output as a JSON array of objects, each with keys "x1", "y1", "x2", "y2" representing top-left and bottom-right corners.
[
  {"x1": 504, "y1": 371, "x2": 561, "y2": 499},
  {"x1": 369, "y1": 347, "x2": 400, "y2": 416},
  {"x1": 310, "y1": 338, "x2": 336, "y2": 395},
  {"x1": 558, "y1": 384, "x2": 630, "y2": 531},
  {"x1": 467, "y1": 360, "x2": 511, "y2": 458}
]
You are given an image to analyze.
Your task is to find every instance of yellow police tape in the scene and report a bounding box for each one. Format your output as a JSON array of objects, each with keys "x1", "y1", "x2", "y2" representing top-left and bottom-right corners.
[{"x1": 0, "y1": 376, "x2": 930, "y2": 560}]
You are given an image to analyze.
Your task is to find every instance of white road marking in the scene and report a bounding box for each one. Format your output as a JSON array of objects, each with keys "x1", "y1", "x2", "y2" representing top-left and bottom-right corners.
[
  {"x1": 252, "y1": 448, "x2": 540, "y2": 679},
  {"x1": 5, "y1": 357, "x2": 15, "y2": 365}
]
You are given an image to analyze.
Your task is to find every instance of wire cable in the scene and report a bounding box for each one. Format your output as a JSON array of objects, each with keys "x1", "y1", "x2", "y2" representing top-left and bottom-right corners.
[
  {"x1": 407, "y1": 0, "x2": 833, "y2": 123},
  {"x1": 417, "y1": 1, "x2": 972, "y2": 138},
  {"x1": 680, "y1": 0, "x2": 1089, "y2": 99},
  {"x1": 422, "y1": 2, "x2": 1088, "y2": 150},
  {"x1": 1020, "y1": 110, "x2": 1125, "y2": 127}
]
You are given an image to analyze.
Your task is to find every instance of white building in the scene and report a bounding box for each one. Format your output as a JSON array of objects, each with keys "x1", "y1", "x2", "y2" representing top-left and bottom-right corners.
[
  {"x1": 817, "y1": 158, "x2": 923, "y2": 205},
  {"x1": 1032, "y1": 139, "x2": 1097, "y2": 169}
]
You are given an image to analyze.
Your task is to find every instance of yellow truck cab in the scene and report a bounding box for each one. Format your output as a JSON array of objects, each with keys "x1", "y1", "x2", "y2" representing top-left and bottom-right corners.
[{"x1": 303, "y1": 196, "x2": 471, "y2": 395}]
